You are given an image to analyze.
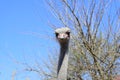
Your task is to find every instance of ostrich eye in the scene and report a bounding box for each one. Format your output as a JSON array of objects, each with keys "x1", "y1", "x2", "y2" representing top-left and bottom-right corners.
[
  {"x1": 66, "y1": 32, "x2": 70, "y2": 36},
  {"x1": 55, "y1": 33, "x2": 59, "y2": 37}
]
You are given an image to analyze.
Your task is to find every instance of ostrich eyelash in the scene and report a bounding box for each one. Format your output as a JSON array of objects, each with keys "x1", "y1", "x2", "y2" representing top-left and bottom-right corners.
[
  {"x1": 55, "y1": 33, "x2": 59, "y2": 37},
  {"x1": 66, "y1": 32, "x2": 70, "y2": 36}
]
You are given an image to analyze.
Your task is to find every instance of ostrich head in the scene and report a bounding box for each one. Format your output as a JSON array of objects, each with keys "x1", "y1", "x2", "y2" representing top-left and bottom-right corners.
[{"x1": 55, "y1": 27, "x2": 70, "y2": 45}]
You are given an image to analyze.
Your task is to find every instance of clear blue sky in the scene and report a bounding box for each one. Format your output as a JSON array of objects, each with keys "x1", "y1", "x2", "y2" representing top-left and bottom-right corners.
[
  {"x1": 0, "y1": 0, "x2": 120, "y2": 80},
  {"x1": 0, "y1": 0, "x2": 57, "y2": 80}
]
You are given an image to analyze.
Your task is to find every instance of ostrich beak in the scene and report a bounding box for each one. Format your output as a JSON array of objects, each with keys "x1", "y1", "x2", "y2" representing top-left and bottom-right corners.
[{"x1": 58, "y1": 33, "x2": 69, "y2": 40}]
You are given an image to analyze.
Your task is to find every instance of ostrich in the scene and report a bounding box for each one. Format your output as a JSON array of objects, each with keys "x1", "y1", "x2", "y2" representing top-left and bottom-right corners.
[{"x1": 55, "y1": 27, "x2": 70, "y2": 80}]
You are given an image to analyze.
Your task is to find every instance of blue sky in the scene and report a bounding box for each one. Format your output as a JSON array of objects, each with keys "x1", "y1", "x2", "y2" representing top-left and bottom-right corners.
[
  {"x1": 0, "y1": 0, "x2": 57, "y2": 80},
  {"x1": 0, "y1": 0, "x2": 120, "y2": 80}
]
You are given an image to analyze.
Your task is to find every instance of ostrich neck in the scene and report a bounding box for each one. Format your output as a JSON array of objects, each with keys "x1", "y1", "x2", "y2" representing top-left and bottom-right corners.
[
  {"x1": 60, "y1": 42, "x2": 69, "y2": 54},
  {"x1": 58, "y1": 42, "x2": 69, "y2": 80}
]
